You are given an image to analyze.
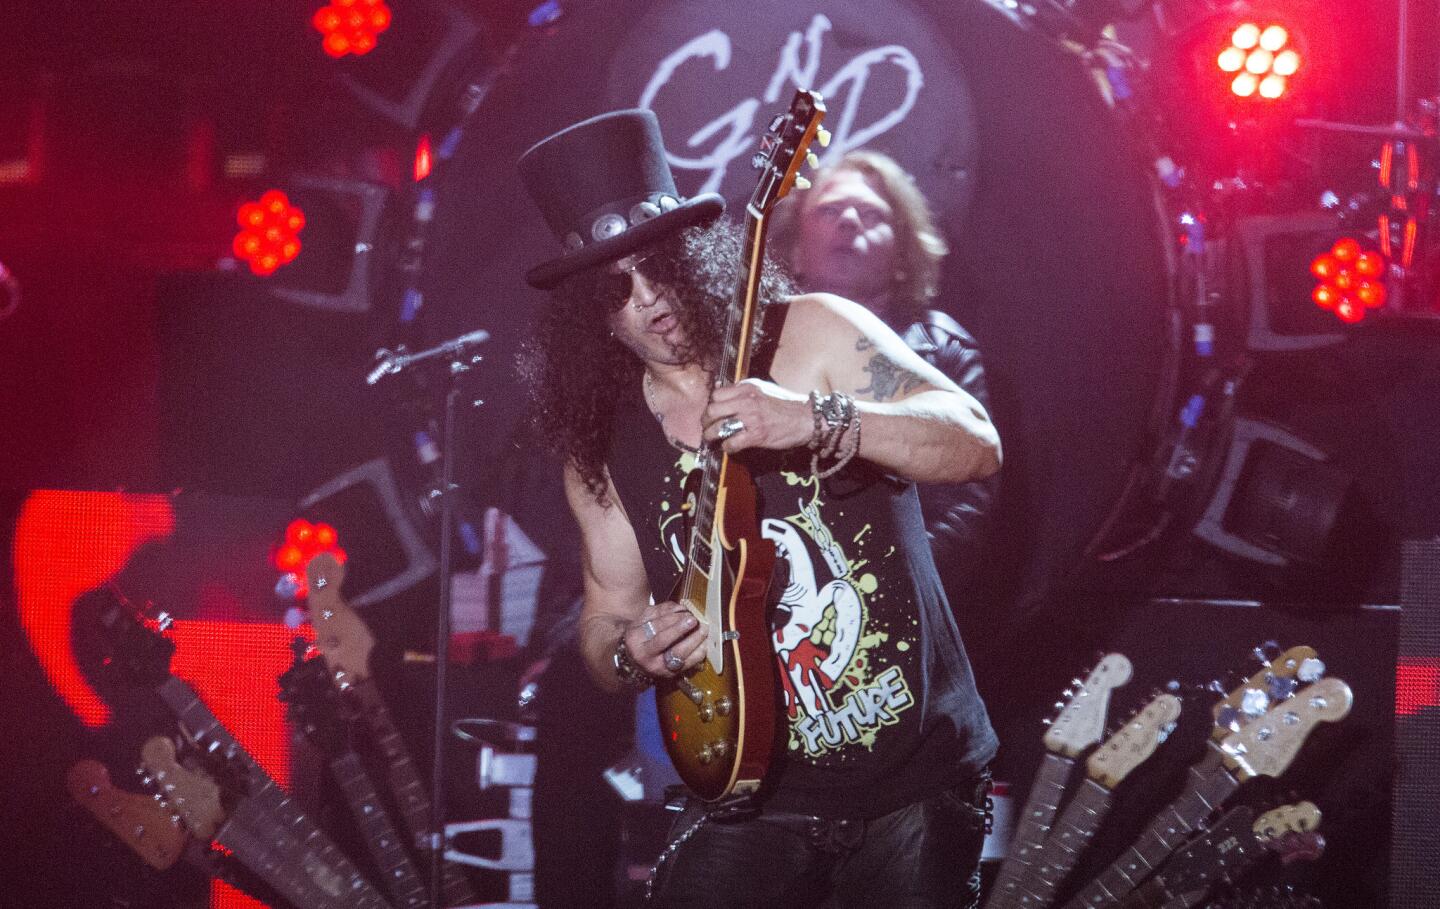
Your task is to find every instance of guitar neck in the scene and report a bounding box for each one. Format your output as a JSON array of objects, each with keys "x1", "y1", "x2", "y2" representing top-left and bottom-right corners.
[
  {"x1": 1144, "y1": 807, "x2": 1270, "y2": 909},
  {"x1": 682, "y1": 210, "x2": 769, "y2": 578},
  {"x1": 218, "y1": 796, "x2": 365, "y2": 909},
  {"x1": 1016, "y1": 777, "x2": 1116, "y2": 907},
  {"x1": 353, "y1": 678, "x2": 476, "y2": 907},
  {"x1": 331, "y1": 750, "x2": 432, "y2": 909},
  {"x1": 157, "y1": 676, "x2": 393, "y2": 909},
  {"x1": 986, "y1": 752, "x2": 1078, "y2": 909},
  {"x1": 1063, "y1": 746, "x2": 1241, "y2": 909}
]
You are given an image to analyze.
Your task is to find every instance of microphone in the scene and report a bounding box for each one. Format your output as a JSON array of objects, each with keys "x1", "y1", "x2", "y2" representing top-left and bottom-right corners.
[{"x1": 367, "y1": 328, "x2": 491, "y2": 385}]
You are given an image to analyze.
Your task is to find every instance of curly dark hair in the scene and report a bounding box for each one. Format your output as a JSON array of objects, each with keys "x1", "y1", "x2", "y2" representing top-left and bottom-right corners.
[{"x1": 517, "y1": 218, "x2": 795, "y2": 504}]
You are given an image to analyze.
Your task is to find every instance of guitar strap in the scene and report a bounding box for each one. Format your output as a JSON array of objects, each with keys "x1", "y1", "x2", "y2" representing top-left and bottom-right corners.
[{"x1": 749, "y1": 299, "x2": 790, "y2": 382}]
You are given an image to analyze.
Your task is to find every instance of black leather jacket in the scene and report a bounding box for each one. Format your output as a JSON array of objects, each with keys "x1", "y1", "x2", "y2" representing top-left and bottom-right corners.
[{"x1": 899, "y1": 309, "x2": 997, "y2": 583}]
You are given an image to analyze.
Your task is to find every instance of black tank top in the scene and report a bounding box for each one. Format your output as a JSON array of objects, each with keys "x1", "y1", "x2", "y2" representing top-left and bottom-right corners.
[{"x1": 605, "y1": 304, "x2": 997, "y2": 819}]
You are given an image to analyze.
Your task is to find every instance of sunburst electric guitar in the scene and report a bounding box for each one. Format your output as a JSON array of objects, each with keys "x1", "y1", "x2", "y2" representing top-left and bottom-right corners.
[{"x1": 658, "y1": 88, "x2": 829, "y2": 801}]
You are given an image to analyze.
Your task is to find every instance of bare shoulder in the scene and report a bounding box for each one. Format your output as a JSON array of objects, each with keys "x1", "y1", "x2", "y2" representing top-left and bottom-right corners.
[{"x1": 776, "y1": 293, "x2": 957, "y2": 401}]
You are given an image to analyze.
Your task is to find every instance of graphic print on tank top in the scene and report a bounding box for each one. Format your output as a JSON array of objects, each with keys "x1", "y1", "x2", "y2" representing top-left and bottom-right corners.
[{"x1": 655, "y1": 451, "x2": 918, "y2": 763}]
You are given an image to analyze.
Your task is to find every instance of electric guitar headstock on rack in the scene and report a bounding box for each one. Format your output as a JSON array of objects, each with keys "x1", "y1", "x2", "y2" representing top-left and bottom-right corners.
[
  {"x1": 67, "y1": 759, "x2": 187, "y2": 870},
  {"x1": 1042, "y1": 652, "x2": 1135, "y2": 757},
  {"x1": 1086, "y1": 690, "x2": 1184, "y2": 789}
]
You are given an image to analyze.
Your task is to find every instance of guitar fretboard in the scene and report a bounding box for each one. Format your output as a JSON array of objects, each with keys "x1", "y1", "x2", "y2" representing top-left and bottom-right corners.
[
  {"x1": 332, "y1": 751, "x2": 431, "y2": 909},
  {"x1": 987, "y1": 752, "x2": 1077, "y2": 909},
  {"x1": 1016, "y1": 777, "x2": 1116, "y2": 907},
  {"x1": 353, "y1": 678, "x2": 476, "y2": 907},
  {"x1": 217, "y1": 797, "x2": 358, "y2": 909},
  {"x1": 157, "y1": 676, "x2": 393, "y2": 909},
  {"x1": 682, "y1": 213, "x2": 768, "y2": 589},
  {"x1": 1063, "y1": 746, "x2": 1240, "y2": 909}
]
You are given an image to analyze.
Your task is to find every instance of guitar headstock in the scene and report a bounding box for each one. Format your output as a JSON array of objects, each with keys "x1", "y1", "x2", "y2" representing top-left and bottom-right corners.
[
  {"x1": 1042, "y1": 652, "x2": 1134, "y2": 757},
  {"x1": 304, "y1": 551, "x2": 375, "y2": 686},
  {"x1": 1085, "y1": 692, "x2": 1183, "y2": 789},
  {"x1": 1220, "y1": 676, "x2": 1353, "y2": 780},
  {"x1": 139, "y1": 735, "x2": 225, "y2": 842},
  {"x1": 96, "y1": 587, "x2": 176, "y2": 687},
  {"x1": 67, "y1": 759, "x2": 186, "y2": 870},
  {"x1": 1212, "y1": 645, "x2": 1323, "y2": 742},
  {"x1": 1254, "y1": 800, "x2": 1320, "y2": 838},
  {"x1": 749, "y1": 89, "x2": 828, "y2": 215},
  {"x1": 278, "y1": 636, "x2": 355, "y2": 756}
]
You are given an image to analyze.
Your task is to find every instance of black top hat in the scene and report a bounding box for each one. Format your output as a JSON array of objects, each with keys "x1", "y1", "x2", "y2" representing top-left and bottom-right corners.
[{"x1": 519, "y1": 109, "x2": 725, "y2": 290}]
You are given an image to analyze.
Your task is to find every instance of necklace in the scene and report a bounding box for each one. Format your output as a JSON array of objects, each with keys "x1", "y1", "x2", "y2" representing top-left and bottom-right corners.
[{"x1": 642, "y1": 370, "x2": 698, "y2": 453}]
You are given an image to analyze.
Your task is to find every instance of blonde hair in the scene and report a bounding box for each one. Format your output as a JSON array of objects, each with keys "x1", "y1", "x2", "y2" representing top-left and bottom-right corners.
[{"x1": 771, "y1": 149, "x2": 948, "y2": 323}]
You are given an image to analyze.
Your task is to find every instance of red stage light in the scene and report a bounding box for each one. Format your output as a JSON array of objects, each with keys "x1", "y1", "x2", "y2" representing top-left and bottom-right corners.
[
  {"x1": 274, "y1": 518, "x2": 346, "y2": 597},
  {"x1": 1311, "y1": 238, "x2": 1388, "y2": 323},
  {"x1": 313, "y1": 0, "x2": 392, "y2": 59},
  {"x1": 414, "y1": 133, "x2": 433, "y2": 182},
  {"x1": 1220, "y1": 21, "x2": 1298, "y2": 99},
  {"x1": 233, "y1": 190, "x2": 304, "y2": 277}
]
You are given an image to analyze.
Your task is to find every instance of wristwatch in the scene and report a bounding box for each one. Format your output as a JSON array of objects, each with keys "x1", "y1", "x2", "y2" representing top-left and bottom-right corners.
[{"x1": 613, "y1": 638, "x2": 656, "y2": 691}]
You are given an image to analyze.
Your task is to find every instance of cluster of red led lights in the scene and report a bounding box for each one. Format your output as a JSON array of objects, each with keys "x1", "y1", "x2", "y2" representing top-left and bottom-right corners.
[
  {"x1": 313, "y1": 0, "x2": 393, "y2": 59},
  {"x1": 1217, "y1": 23, "x2": 1301, "y2": 99},
  {"x1": 273, "y1": 519, "x2": 347, "y2": 598},
  {"x1": 233, "y1": 190, "x2": 305, "y2": 276},
  {"x1": 1311, "y1": 238, "x2": 1387, "y2": 324}
]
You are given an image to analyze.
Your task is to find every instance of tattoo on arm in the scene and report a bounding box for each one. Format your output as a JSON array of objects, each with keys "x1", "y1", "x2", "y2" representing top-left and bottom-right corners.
[{"x1": 857, "y1": 352, "x2": 926, "y2": 401}]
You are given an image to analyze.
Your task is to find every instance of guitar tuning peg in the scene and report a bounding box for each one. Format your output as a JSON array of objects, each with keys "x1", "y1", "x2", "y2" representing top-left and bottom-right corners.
[
  {"x1": 1054, "y1": 701, "x2": 1065, "y2": 710},
  {"x1": 1071, "y1": 677, "x2": 1083, "y2": 687},
  {"x1": 815, "y1": 126, "x2": 831, "y2": 147},
  {"x1": 1165, "y1": 679, "x2": 1181, "y2": 693},
  {"x1": 1061, "y1": 689, "x2": 1074, "y2": 699},
  {"x1": 794, "y1": 175, "x2": 811, "y2": 191},
  {"x1": 1297, "y1": 657, "x2": 1324, "y2": 682},
  {"x1": 806, "y1": 152, "x2": 819, "y2": 169},
  {"x1": 1040, "y1": 718, "x2": 1053, "y2": 726}
]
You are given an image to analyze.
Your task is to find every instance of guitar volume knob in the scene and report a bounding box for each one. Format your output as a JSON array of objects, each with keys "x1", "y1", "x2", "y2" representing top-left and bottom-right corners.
[{"x1": 715, "y1": 697, "x2": 733, "y2": 716}]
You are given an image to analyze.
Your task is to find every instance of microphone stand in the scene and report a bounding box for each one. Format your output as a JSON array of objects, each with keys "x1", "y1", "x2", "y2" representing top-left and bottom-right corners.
[{"x1": 426, "y1": 350, "x2": 476, "y2": 909}]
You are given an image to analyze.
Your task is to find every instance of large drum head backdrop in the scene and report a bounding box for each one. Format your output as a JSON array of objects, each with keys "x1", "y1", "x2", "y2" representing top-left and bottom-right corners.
[{"x1": 426, "y1": 0, "x2": 1169, "y2": 620}]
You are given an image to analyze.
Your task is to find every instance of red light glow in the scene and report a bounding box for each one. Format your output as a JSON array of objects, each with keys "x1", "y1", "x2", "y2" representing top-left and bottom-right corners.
[
  {"x1": 1397, "y1": 658, "x2": 1440, "y2": 716},
  {"x1": 273, "y1": 519, "x2": 347, "y2": 599},
  {"x1": 415, "y1": 133, "x2": 434, "y2": 182},
  {"x1": 1220, "y1": 21, "x2": 1299, "y2": 99},
  {"x1": 233, "y1": 190, "x2": 304, "y2": 277},
  {"x1": 1310, "y1": 238, "x2": 1388, "y2": 323},
  {"x1": 313, "y1": 0, "x2": 392, "y2": 59}
]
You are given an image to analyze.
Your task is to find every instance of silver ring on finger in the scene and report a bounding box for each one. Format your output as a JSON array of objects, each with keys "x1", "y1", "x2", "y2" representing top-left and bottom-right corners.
[
  {"x1": 717, "y1": 417, "x2": 745, "y2": 440},
  {"x1": 664, "y1": 651, "x2": 684, "y2": 672},
  {"x1": 642, "y1": 620, "x2": 657, "y2": 641}
]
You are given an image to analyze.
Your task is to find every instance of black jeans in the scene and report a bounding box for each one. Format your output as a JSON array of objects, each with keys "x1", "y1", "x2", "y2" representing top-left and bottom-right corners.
[{"x1": 651, "y1": 771, "x2": 991, "y2": 909}]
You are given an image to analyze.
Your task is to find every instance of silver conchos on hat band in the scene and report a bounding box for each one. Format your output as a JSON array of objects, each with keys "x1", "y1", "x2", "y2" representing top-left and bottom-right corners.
[
  {"x1": 567, "y1": 194, "x2": 685, "y2": 251},
  {"x1": 629, "y1": 200, "x2": 662, "y2": 224},
  {"x1": 591, "y1": 213, "x2": 629, "y2": 242}
]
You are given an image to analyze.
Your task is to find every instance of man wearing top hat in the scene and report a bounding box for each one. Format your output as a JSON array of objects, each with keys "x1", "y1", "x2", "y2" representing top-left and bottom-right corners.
[{"x1": 516, "y1": 108, "x2": 1001, "y2": 907}]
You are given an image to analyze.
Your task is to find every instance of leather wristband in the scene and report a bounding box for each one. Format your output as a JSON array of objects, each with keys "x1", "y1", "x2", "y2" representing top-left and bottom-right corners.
[{"x1": 612, "y1": 638, "x2": 656, "y2": 691}]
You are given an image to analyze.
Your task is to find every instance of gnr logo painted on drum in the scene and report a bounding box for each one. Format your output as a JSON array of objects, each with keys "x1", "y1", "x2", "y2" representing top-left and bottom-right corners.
[{"x1": 638, "y1": 14, "x2": 922, "y2": 193}]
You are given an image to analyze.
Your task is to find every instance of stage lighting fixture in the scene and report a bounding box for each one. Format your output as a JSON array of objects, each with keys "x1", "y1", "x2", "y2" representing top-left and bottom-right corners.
[
  {"x1": 1215, "y1": 19, "x2": 1300, "y2": 100},
  {"x1": 255, "y1": 175, "x2": 388, "y2": 313},
  {"x1": 1311, "y1": 237, "x2": 1388, "y2": 324},
  {"x1": 1193, "y1": 417, "x2": 1351, "y2": 568},
  {"x1": 331, "y1": 0, "x2": 481, "y2": 130},
  {"x1": 313, "y1": 0, "x2": 393, "y2": 59},
  {"x1": 232, "y1": 190, "x2": 306, "y2": 277},
  {"x1": 298, "y1": 458, "x2": 437, "y2": 608},
  {"x1": 1237, "y1": 212, "x2": 1348, "y2": 351}
]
